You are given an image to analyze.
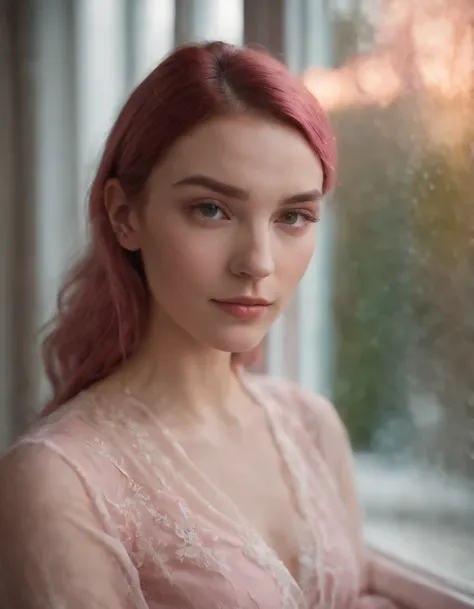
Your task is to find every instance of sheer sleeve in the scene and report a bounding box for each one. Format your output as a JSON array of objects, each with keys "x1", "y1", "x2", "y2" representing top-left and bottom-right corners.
[
  {"x1": 0, "y1": 441, "x2": 148, "y2": 609},
  {"x1": 306, "y1": 393, "x2": 402, "y2": 609}
]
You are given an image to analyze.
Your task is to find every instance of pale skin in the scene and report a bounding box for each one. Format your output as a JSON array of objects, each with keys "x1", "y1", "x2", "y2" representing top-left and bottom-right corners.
[{"x1": 102, "y1": 112, "x2": 324, "y2": 578}]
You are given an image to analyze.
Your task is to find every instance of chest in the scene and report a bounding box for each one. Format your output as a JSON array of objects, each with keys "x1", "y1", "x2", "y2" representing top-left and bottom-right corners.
[
  {"x1": 100, "y1": 407, "x2": 360, "y2": 609},
  {"x1": 172, "y1": 411, "x2": 304, "y2": 579}
]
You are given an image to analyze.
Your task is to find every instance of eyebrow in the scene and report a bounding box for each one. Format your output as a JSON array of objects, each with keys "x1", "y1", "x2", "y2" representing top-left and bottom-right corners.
[{"x1": 172, "y1": 174, "x2": 322, "y2": 205}]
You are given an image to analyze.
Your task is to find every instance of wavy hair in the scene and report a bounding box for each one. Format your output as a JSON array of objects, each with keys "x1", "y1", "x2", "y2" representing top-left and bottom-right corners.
[{"x1": 41, "y1": 41, "x2": 337, "y2": 414}]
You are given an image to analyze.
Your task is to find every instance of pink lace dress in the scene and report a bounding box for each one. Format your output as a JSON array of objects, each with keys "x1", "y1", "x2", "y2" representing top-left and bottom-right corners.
[{"x1": 0, "y1": 373, "x2": 398, "y2": 608}]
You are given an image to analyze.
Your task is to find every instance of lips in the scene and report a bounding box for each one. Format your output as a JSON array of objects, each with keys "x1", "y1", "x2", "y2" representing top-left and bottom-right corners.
[
  {"x1": 214, "y1": 297, "x2": 271, "y2": 306},
  {"x1": 211, "y1": 298, "x2": 272, "y2": 320}
]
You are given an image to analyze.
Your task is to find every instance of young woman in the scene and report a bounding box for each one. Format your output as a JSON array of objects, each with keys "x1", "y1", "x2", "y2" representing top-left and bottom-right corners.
[{"x1": 0, "y1": 42, "x2": 398, "y2": 609}]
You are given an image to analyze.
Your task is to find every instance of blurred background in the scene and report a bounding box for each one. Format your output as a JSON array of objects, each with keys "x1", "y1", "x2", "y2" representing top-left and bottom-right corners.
[{"x1": 1, "y1": 0, "x2": 473, "y2": 598}]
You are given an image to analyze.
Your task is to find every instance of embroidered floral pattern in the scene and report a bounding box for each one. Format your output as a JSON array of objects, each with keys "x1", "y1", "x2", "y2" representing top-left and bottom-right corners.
[{"x1": 2, "y1": 376, "x2": 399, "y2": 609}]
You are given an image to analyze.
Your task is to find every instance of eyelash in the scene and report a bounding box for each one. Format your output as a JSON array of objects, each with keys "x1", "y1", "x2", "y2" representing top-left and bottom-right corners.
[
  {"x1": 280, "y1": 210, "x2": 319, "y2": 228},
  {"x1": 190, "y1": 201, "x2": 228, "y2": 221},
  {"x1": 189, "y1": 201, "x2": 320, "y2": 230}
]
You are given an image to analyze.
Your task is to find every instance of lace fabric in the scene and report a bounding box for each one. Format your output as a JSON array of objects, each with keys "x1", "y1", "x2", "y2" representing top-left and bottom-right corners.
[{"x1": 0, "y1": 373, "x2": 399, "y2": 608}]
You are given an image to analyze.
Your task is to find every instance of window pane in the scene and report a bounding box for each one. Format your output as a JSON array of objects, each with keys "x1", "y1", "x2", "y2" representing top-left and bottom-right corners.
[{"x1": 304, "y1": 0, "x2": 474, "y2": 590}]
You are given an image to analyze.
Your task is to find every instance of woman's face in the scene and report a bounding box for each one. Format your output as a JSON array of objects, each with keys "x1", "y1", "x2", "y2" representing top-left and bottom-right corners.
[{"x1": 117, "y1": 114, "x2": 324, "y2": 354}]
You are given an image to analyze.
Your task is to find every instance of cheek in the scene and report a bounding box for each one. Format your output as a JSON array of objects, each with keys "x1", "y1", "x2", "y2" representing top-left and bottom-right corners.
[
  {"x1": 276, "y1": 234, "x2": 316, "y2": 288},
  {"x1": 139, "y1": 222, "x2": 226, "y2": 295}
]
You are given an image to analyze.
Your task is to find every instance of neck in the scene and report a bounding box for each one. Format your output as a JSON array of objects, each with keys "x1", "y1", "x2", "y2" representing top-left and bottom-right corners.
[{"x1": 116, "y1": 306, "x2": 243, "y2": 423}]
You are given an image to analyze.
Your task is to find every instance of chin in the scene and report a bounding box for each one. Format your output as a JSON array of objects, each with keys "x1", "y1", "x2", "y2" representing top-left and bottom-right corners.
[{"x1": 205, "y1": 326, "x2": 267, "y2": 355}]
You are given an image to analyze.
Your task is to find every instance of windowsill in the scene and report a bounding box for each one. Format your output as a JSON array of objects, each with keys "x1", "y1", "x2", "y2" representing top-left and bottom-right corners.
[
  {"x1": 365, "y1": 517, "x2": 474, "y2": 594},
  {"x1": 357, "y1": 454, "x2": 474, "y2": 605},
  {"x1": 369, "y1": 549, "x2": 474, "y2": 609}
]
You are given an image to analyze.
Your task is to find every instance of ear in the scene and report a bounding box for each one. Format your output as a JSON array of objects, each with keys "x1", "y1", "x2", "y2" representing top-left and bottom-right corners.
[{"x1": 103, "y1": 178, "x2": 141, "y2": 252}]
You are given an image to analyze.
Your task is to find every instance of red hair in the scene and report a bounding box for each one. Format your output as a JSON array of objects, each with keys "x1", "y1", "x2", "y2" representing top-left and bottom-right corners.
[{"x1": 41, "y1": 41, "x2": 337, "y2": 415}]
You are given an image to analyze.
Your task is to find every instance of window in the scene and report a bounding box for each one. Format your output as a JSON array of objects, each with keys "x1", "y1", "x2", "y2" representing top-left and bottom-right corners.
[{"x1": 289, "y1": 0, "x2": 474, "y2": 599}]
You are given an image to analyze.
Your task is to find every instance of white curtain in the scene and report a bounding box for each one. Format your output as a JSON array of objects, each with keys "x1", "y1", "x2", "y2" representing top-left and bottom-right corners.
[{"x1": 0, "y1": 0, "x2": 245, "y2": 449}]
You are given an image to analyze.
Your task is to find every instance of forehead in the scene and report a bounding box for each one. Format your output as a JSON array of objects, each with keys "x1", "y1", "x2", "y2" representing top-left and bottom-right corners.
[{"x1": 150, "y1": 114, "x2": 324, "y2": 193}]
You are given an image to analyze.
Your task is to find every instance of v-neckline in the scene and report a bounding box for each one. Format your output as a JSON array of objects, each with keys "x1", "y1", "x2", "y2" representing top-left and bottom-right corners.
[
  {"x1": 118, "y1": 369, "x2": 312, "y2": 594},
  {"x1": 236, "y1": 371, "x2": 313, "y2": 586}
]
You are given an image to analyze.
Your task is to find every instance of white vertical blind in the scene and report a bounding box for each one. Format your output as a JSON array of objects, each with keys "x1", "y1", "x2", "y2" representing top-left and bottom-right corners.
[
  {"x1": 132, "y1": 0, "x2": 175, "y2": 85},
  {"x1": 34, "y1": 0, "x2": 81, "y2": 402},
  {"x1": 212, "y1": 0, "x2": 243, "y2": 45},
  {"x1": 175, "y1": 0, "x2": 243, "y2": 45},
  {"x1": 75, "y1": 0, "x2": 128, "y2": 241},
  {"x1": 34, "y1": 0, "x2": 78, "y2": 332}
]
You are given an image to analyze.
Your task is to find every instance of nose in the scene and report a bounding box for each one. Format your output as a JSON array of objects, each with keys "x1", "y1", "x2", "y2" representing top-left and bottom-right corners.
[{"x1": 229, "y1": 224, "x2": 275, "y2": 279}]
